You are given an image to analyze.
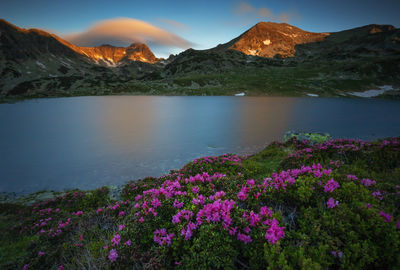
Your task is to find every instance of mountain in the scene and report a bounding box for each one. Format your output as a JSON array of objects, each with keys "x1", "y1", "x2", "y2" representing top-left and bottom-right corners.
[
  {"x1": 165, "y1": 22, "x2": 400, "y2": 75},
  {"x1": 78, "y1": 43, "x2": 159, "y2": 66},
  {"x1": 213, "y1": 22, "x2": 329, "y2": 58},
  {"x1": 211, "y1": 22, "x2": 400, "y2": 59},
  {"x1": 163, "y1": 22, "x2": 399, "y2": 97},
  {"x1": 0, "y1": 19, "x2": 161, "y2": 95},
  {"x1": 1, "y1": 19, "x2": 399, "y2": 100}
]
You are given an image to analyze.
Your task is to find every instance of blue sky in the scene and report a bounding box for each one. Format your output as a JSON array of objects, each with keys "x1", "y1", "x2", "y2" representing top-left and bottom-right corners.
[{"x1": 1, "y1": 0, "x2": 399, "y2": 57}]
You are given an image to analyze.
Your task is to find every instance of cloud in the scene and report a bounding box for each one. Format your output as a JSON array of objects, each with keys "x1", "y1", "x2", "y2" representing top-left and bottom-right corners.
[
  {"x1": 234, "y1": 1, "x2": 299, "y2": 23},
  {"x1": 63, "y1": 17, "x2": 193, "y2": 49},
  {"x1": 158, "y1": 18, "x2": 189, "y2": 31}
]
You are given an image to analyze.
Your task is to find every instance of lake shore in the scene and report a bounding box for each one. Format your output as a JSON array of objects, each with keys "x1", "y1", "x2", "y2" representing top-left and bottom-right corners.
[
  {"x1": 2, "y1": 88, "x2": 400, "y2": 104},
  {"x1": 1, "y1": 135, "x2": 399, "y2": 269}
]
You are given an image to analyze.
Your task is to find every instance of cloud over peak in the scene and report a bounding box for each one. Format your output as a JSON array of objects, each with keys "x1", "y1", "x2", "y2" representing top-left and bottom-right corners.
[
  {"x1": 234, "y1": 1, "x2": 299, "y2": 23},
  {"x1": 63, "y1": 18, "x2": 193, "y2": 49}
]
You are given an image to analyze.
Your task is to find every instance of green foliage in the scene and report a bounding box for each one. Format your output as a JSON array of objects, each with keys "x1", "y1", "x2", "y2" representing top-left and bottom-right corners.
[
  {"x1": 179, "y1": 224, "x2": 239, "y2": 269},
  {"x1": 1, "y1": 137, "x2": 400, "y2": 269}
]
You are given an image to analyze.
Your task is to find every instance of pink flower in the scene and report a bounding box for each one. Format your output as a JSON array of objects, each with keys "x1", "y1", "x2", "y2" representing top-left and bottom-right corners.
[
  {"x1": 173, "y1": 200, "x2": 184, "y2": 208},
  {"x1": 228, "y1": 226, "x2": 237, "y2": 236},
  {"x1": 153, "y1": 228, "x2": 175, "y2": 246},
  {"x1": 79, "y1": 234, "x2": 84, "y2": 241},
  {"x1": 260, "y1": 206, "x2": 273, "y2": 217},
  {"x1": 246, "y1": 179, "x2": 255, "y2": 187},
  {"x1": 181, "y1": 222, "x2": 197, "y2": 240},
  {"x1": 237, "y1": 232, "x2": 252, "y2": 244},
  {"x1": 108, "y1": 249, "x2": 118, "y2": 262},
  {"x1": 324, "y1": 179, "x2": 340, "y2": 193},
  {"x1": 243, "y1": 211, "x2": 261, "y2": 227},
  {"x1": 192, "y1": 186, "x2": 200, "y2": 194},
  {"x1": 396, "y1": 221, "x2": 400, "y2": 230},
  {"x1": 379, "y1": 211, "x2": 392, "y2": 222},
  {"x1": 237, "y1": 187, "x2": 248, "y2": 201},
  {"x1": 347, "y1": 174, "x2": 358, "y2": 181},
  {"x1": 360, "y1": 179, "x2": 376, "y2": 187},
  {"x1": 365, "y1": 203, "x2": 372, "y2": 208},
  {"x1": 135, "y1": 194, "x2": 142, "y2": 201},
  {"x1": 72, "y1": 210, "x2": 83, "y2": 216},
  {"x1": 139, "y1": 217, "x2": 144, "y2": 223},
  {"x1": 23, "y1": 264, "x2": 29, "y2": 270},
  {"x1": 172, "y1": 210, "x2": 194, "y2": 224},
  {"x1": 57, "y1": 266, "x2": 64, "y2": 270},
  {"x1": 372, "y1": 190, "x2": 383, "y2": 200},
  {"x1": 192, "y1": 195, "x2": 206, "y2": 205},
  {"x1": 196, "y1": 199, "x2": 235, "y2": 225},
  {"x1": 96, "y1": 208, "x2": 103, "y2": 213},
  {"x1": 103, "y1": 245, "x2": 108, "y2": 249},
  {"x1": 111, "y1": 234, "x2": 121, "y2": 246},
  {"x1": 327, "y1": 198, "x2": 339, "y2": 209},
  {"x1": 38, "y1": 251, "x2": 45, "y2": 256},
  {"x1": 118, "y1": 224, "x2": 125, "y2": 231},
  {"x1": 124, "y1": 239, "x2": 132, "y2": 246},
  {"x1": 118, "y1": 211, "x2": 125, "y2": 216},
  {"x1": 151, "y1": 198, "x2": 162, "y2": 208},
  {"x1": 331, "y1": 251, "x2": 343, "y2": 259},
  {"x1": 265, "y1": 219, "x2": 285, "y2": 245}
]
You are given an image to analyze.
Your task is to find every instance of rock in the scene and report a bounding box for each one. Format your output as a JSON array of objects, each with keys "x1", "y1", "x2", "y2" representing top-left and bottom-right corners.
[{"x1": 283, "y1": 131, "x2": 332, "y2": 145}]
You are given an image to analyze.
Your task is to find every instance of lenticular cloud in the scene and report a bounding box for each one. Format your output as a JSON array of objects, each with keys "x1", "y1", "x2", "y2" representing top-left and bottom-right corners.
[{"x1": 63, "y1": 17, "x2": 193, "y2": 49}]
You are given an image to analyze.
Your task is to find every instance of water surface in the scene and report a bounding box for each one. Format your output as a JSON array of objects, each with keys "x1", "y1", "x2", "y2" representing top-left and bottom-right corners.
[{"x1": 1, "y1": 96, "x2": 400, "y2": 193}]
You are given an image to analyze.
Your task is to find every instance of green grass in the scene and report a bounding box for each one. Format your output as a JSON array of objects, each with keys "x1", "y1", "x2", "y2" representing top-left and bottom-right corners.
[
  {"x1": 242, "y1": 143, "x2": 289, "y2": 179},
  {"x1": 2, "y1": 55, "x2": 399, "y2": 103}
]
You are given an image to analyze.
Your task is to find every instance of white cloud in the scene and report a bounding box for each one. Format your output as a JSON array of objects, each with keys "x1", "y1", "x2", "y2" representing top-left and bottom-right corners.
[{"x1": 63, "y1": 17, "x2": 193, "y2": 49}]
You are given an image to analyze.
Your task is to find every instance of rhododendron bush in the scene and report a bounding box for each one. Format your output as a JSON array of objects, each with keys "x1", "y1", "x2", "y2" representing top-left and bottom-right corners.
[{"x1": 1, "y1": 138, "x2": 399, "y2": 269}]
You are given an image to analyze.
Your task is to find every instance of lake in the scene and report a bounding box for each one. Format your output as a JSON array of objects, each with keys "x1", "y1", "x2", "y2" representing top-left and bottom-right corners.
[{"x1": 1, "y1": 96, "x2": 400, "y2": 194}]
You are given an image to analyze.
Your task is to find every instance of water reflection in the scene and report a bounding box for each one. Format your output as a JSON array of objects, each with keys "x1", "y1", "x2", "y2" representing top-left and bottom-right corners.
[{"x1": 0, "y1": 96, "x2": 399, "y2": 194}]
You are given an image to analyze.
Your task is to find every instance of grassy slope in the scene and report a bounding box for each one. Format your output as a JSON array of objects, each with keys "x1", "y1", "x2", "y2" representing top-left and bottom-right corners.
[{"x1": 1, "y1": 55, "x2": 399, "y2": 103}]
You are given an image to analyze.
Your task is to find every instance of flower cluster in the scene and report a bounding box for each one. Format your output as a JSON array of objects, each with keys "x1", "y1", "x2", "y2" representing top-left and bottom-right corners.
[
  {"x1": 327, "y1": 198, "x2": 339, "y2": 208},
  {"x1": 153, "y1": 228, "x2": 175, "y2": 246},
  {"x1": 265, "y1": 219, "x2": 285, "y2": 245},
  {"x1": 324, "y1": 179, "x2": 340, "y2": 193}
]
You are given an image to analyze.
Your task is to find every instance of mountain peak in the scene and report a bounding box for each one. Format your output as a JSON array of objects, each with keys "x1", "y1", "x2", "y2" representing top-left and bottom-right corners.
[
  {"x1": 225, "y1": 21, "x2": 328, "y2": 58},
  {"x1": 128, "y1": 42, "x2": 147, "y2": 47}
]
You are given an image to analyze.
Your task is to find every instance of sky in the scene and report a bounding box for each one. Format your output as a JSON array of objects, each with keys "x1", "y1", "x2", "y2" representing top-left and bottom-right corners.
[{"x1": 1, "y1": 0, "x2": 400, "y2": 58}]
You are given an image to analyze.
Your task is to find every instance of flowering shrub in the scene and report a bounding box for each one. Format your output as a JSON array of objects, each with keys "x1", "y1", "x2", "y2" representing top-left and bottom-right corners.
[{"x1": 1, "y1": 137, "x2": 399, "y2": 269}]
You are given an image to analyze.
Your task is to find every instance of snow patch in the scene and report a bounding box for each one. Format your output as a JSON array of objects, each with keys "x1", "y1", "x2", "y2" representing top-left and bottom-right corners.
[
  {"x1": 349, "y1": 85, "x2": 394, "y2": 97},
  {"x1": 36, "y1": 61, "x2": 46, "y2": 69},
  {"x1": 59, "y1": 59, "x2": 72, "y2": 68},
  {"x1": 306, "y1": 93, "x2": 319, "y2": 97},
  {"x1": 235, "y1": 92, "x2": 246, "y2": 96},
  {"x1": 104, "y1": 60, "x2": 117, "y2": 67},
  {"x1": 263, "y1": 39, "x2": 271, "y2": 45},
  {"x1": 247, "y1": 49, "x2": 257, "y2": 55}
]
